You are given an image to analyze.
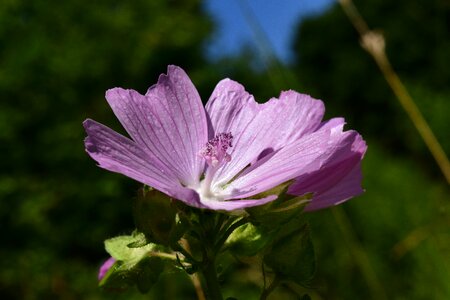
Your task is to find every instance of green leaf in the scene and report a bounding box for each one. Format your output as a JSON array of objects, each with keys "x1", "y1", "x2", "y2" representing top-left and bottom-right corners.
[
  {"x1": 101, "y1": 232, "x2": 170, "y2": 293},
  {"x1": 127, "y1": 230, "x2": 149, "y2": 248},
  {"x1": 264, "y1": 223, "x2": 316, "y2": 285},
  {"x1": 133, "y1": 187, "x2": 177, "y2": 245},
  {"x1": 104, "y1": 232, "x2": 160, "y2": 269},
  {"x1": 224, "y1": 222, "x2": 275, "y2": 256}
]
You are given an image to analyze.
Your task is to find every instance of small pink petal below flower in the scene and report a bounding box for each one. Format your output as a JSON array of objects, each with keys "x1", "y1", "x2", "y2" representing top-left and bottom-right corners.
[{"x1": 98, "y1": 257, "x2": 116, "y2": 281}]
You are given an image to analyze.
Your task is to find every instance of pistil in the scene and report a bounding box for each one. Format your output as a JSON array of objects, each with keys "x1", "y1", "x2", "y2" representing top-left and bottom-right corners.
[{"x1": 198, "y1": 132, "x2": 233, "y2": 198}]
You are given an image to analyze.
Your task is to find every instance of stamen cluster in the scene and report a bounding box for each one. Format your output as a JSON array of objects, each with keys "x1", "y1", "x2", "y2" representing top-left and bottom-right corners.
[{"x1": 199, "y1": 132, "x2": 233, "y2": 167}]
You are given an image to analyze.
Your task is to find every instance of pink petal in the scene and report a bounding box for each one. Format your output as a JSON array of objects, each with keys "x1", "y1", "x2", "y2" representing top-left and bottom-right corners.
[
  {"x1": 206, "y1": 88, "x2": 325, "y2": 187},
  {"x1": 288, "y1": 131, "x2": 367, "y2": 211},
  {"x1": 269, "y1": 90, "x2": 325, "y2": 149},
  {"x1": 105, "y1": 65, "x2": 207, "y2": 187},
  {"x1": 318, "y1": 117, "x2": 345, "y2": 131},
  {"x1": 98, "y1": 257, "x2": 116, "y2": 281},
  {"x1": 205, "y1": 79, "x2": 260, "y2": 137},
  {"x1": 84, "y1": 119, "x2": 202, "y2": 207},
  {"x1": 223, "y1": 126, "x2": 358, "y2": 200},
  {"x1": 303, "y1": 161, "x2": 364, "y2": 211},
  {"x1": 222, "y1": 129, "x2": 332, "y2": 199}
]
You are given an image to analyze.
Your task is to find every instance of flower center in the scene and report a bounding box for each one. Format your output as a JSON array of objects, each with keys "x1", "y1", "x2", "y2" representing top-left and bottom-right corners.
[
  {"x1": 199, "y1": 132, "x2": 233, "y2": 168},
  {"x1": 198, "y1": 132, "x2": 233, "y2": 201}
]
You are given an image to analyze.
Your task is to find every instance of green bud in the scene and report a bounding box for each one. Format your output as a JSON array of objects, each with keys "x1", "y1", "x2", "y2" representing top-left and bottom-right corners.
[{"x1": 133, "y1": 186, "x2": 177, "y2": 245}]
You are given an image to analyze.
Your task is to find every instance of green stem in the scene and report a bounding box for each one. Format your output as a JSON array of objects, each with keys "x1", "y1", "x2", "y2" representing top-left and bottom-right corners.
[
  {"x1": 195, "y1": 212, "x2": 225, "y2": 300},
  {"x1": 201, "y1": 258, "x2": 223, "y2": 300}
]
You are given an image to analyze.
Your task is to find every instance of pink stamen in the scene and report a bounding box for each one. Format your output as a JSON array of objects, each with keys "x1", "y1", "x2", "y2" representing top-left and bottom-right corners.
[{"x1": 199, "y1": 132, "x2": 233, "y2": 168}]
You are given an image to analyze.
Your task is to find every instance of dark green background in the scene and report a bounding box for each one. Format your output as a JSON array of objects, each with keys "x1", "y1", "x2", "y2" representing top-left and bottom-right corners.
[{"x1": 1, "y1": 0, "x2": 448, "y2": 299}]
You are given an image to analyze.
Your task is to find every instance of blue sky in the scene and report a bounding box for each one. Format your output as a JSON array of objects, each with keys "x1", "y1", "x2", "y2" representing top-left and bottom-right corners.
[{"x1": 204, "y1": 0, "x2": 335, "y2": 63}]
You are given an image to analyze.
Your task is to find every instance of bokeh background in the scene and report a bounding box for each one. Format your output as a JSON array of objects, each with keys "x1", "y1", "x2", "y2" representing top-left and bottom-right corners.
[{"x1": 1, "y1": 0, "x2": 449, "y2": 299}]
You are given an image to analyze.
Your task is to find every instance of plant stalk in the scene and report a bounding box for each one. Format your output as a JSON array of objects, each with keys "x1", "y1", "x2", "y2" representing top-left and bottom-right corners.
[
  {"x1": 338, "y1": 0, "x2": 450, "y2": 184},
  {"x1": 201, "y1": 258, "x2": 223, "y2": 300}
]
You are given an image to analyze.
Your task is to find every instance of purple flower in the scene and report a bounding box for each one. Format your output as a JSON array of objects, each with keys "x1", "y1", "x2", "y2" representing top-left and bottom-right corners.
[
  {"x1": 84, "y1": 65, "x2": 366, "y2": 212},
  {"x1": 98, "y1": 257, "x2": 116, "y2": 281}
]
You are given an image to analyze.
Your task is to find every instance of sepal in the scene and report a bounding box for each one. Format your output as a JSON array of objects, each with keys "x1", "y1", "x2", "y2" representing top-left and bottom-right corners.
[{"x1": 246, "y1": 192, "x2": 312, "y2": 226}]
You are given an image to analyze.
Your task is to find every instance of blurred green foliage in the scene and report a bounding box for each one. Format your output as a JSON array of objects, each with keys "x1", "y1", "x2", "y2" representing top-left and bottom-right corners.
[
  {"x1": 0, "y1": 0, "x2": 212, "y2": 299},
  {"x1": 289, "y1": 0, "x2": 450, "y2": 299},
  {"x1": 0, "y1": 0, "x2": 449, "y2": 299}
]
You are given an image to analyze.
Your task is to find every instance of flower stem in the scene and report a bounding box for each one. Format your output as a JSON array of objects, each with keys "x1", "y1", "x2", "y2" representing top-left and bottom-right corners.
[
  {"x1": 195, "y1": 212, "x2": 225, "y2": 300},
  {"x1": 200, "y1": 258, "x2": 223, "y2": 300}
]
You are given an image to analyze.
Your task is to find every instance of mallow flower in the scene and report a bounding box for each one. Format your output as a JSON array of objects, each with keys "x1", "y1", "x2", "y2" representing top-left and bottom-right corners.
[{"x1": 84, "y1": 65, "x2": 366, "y2": 212}]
